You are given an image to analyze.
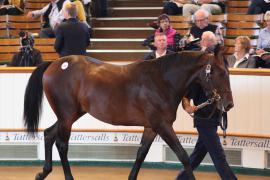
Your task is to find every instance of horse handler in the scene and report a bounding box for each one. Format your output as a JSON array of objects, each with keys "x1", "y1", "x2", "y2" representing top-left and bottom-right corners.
[
  {"x1": 178, "y1": 82, "x2": 238, "y2": 180},
  {"x1": 177, "y1": 30, "x2": 237, "y2": 179}
]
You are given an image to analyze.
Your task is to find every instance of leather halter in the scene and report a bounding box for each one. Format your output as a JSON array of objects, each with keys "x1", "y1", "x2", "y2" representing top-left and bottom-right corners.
[{"x1": 190, "y1": 63, "x2": 228, "y2": 145}]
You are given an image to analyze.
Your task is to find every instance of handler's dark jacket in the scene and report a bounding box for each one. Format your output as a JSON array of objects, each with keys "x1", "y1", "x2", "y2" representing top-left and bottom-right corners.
[{"x1": 186, "y1": 82, "x2": 221, "y2": 127}]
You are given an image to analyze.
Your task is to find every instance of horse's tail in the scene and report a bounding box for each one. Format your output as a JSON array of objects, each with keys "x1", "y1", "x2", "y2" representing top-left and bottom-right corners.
[{"x1": 23, "y1": 62, "x2": 52, "y2": 134}]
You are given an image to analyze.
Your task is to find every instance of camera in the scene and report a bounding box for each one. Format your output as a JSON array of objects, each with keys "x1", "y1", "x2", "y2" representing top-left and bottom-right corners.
[{"x1": 19, "y1": 31, "x2": 34, "y2": 49}]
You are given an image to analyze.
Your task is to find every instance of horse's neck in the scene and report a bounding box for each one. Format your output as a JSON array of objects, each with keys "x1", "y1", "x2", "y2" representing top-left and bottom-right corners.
[{"x1": 162, "y1": 52, "x2": 207, "y2": 104}]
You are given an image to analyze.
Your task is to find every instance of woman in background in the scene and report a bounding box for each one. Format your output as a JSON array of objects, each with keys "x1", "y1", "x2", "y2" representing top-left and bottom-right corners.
[{"x1": 227, "y1": 36, "x2": 256, "y2": 68}]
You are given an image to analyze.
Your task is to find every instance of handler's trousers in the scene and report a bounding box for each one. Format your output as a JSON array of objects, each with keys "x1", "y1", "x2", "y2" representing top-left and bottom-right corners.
[{"x1": 177, "y1": 126, "x2": 237, "y2": 180}]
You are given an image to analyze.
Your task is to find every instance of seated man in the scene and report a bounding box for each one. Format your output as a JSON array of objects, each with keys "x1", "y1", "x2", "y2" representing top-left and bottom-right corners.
[
  {"x1": 194, "y1": 30, "x2": 217, "y2": 51},
  {"x1": 254, "y1": 11, "x2": 270, "y2": 68},
  {"x1": 0, "y1": 0, "x2": 24, "y2": 15},
  {"x1": 182, "y1": 0, "x2": 226, "y2": 16},
  {"x1": 9, "y1": 32, "x2": 43, "y2": 66},
  {"x1": 144, "y1": 33, "x2": 174, "y2": 60},
  {"x1": 183, "y1": 9, "x2": 223, "y2": 50},
  {"x1": 27, "y1": 0, "x2": 65, "y2": 38}
]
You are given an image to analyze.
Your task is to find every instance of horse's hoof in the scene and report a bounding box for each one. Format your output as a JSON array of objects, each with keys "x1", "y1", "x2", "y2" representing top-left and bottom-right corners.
[{"x1": 35, "y1": 173, "x2": 44, "y2": 180}]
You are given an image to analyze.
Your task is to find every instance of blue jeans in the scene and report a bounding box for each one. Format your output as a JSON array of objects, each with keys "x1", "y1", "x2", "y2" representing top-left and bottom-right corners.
[{"x1": 177, "y1": 126, "x2": 237, "y2": 180}]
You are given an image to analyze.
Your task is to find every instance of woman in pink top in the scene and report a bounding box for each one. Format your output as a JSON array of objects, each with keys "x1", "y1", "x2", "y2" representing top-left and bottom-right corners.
[{"x1": 143, "y1": 14, "x2": 182, "y2": 52}]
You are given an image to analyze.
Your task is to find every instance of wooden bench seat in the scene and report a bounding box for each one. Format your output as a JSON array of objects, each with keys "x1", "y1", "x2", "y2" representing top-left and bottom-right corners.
[{"x1": 227, "y1": 0, "x2": 250, "y2": 14}]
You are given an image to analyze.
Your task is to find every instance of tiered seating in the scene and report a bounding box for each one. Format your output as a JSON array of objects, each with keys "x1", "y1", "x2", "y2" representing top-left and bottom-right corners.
[
  {"x1": 0, "y1": 15, "x2": 8, "y2": 37},
  {"x1": 24, "y1": 0, "x2": 50, "y2": 12},
  {"x1": 209, "y1": 14, "x2": 227, "y2": 35},
  {"x1": 0, "y1": 0, "x2": 266, "y2": 62},
  {"x1": 0, "y1": 15, "x2": 41, "y2": 37},
  {"x1": 7, "y1": 15, "x2": 41, "y2": 37},
  {"x1": 0, "y1": 38, "x2": 58, "y2": 64},
  {"x1": 169, "y1": 16, "x2": 191, "y2": 35},
  {"x1": 226, "y1": 14, "x2": 262, "y2": 38},
  {"x1": 227, "y1": 0, "x2": 250, "y2": 14}
]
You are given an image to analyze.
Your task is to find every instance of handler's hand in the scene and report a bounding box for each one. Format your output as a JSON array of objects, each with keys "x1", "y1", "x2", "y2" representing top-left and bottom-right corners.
[
  {"x1": 184, "y1": 105, "x2": 198, "y2": 114},
  {"x1": 26, "y1": 11, "x2": 34, "y2": 19}
]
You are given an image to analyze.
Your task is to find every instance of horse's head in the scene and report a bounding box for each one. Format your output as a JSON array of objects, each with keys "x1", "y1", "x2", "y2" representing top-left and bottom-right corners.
[{"x1": 197, "y1": 46, "x2": 234, "y2": 112}]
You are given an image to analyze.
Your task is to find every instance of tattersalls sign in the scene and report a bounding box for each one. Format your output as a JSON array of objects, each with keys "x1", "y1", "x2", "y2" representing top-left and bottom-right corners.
[{"x1": 0, "y1": 131, "x2": 269, "y2": 151}]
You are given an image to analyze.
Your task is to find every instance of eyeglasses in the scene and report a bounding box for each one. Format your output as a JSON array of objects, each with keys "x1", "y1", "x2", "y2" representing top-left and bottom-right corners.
[{"x1": 195, "y1": 18, "x2": 207, "y2": 22}]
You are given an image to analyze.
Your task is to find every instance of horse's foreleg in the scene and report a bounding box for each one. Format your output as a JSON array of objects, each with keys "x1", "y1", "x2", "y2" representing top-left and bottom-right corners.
[
  {"x1": 128, "y1": 128, "x2": 157, "y2": 180},
  {"x1": 55, "y1": 123, "x2": 73, "y2": 180},
  {"x1": 35, "y1": 122, "x2": 58, "y2": 180},
  {"x1": 156, "y1": 124, "x2": 195, "y2": 180}
]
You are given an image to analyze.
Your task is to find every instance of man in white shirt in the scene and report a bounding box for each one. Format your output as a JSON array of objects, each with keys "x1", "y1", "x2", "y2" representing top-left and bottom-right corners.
[
  {"x1": 144, "y1": 33, "x2": 174, "y2": 60},
  {"x1": 27, "y1": 0, "x2": 65, "y2": 38}
]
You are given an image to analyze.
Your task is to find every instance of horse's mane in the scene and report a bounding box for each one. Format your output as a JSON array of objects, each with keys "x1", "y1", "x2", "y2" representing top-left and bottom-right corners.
[{"x1": 147, "y1": 51, "x2": 207, "y2": 73}]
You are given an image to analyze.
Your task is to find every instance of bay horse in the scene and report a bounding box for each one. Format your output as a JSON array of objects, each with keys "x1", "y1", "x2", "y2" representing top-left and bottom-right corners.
[{"x1": 23, "y1": 47, "x2": 233, "y2": 180}]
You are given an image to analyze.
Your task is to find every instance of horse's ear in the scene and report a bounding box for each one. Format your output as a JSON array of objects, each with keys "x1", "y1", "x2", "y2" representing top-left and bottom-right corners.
[
  {"x1": 214, "y1": 45, "x2": 228, "y2": 67},
  {"x1": 214, "y1": 44, "x2": 227, "y2": 57},
  {"x1": 214, "y1": 44, "x2": 221, "y2": 56}
]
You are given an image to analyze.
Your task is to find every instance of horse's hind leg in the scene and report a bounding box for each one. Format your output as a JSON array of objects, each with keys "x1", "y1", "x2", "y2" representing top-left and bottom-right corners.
[
  {"x1": 128, "y1": 128, "x2": 157, "y2": 180},
  {"x1": 35, "y1": 122, "x2": 58, "y2": 180},
  {"x1": 156, "y1": 124, "x2": 195, "y2": 180},
  {"x1": 55, "y1": 121, "x2": 74, "y2": 180}
]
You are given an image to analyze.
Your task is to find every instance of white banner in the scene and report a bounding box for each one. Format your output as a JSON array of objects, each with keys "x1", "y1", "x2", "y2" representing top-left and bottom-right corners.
[{"x1": 1, "y1": 132, "x2": 269, "y2": 151}]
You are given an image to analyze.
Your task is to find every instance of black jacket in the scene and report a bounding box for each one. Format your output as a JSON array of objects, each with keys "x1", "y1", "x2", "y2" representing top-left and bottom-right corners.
[
  {"x1": 144, "y1": 50, "x2": 175, "y2": 60},
  {"x1": 186, "y1": 83, "x2": 221, "y2": 127},
  {"x1": 54, "y1": 18, "x2": 90, "y2": 57}
]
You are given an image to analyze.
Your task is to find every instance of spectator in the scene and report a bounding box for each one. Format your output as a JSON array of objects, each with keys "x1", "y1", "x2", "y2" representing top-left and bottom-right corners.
[
  {"x1": 26, "y1": 0, "x2": 65, "y2": 38},
  {"x1": 227, "y1": 36, "x2": 256, "y2": 68},
  {"x1": 9, "y1": 33, "x2": 43, "y2": 66},
  {"x1": 54, "y1": 2, "x2": 90, "y2": 57},
  {"x1": 143, "y1": 14, "x2": 182, "y2": 52},
  {"x1": 247, "y1": 0, "x2": 270, "y2": 14},
  {"x1": 182, "y1": 0, "x2": 226, "y2": 16},
  {"x1": 163, "y1": 0, "x2": 191, "y2": 15},
  {"x1": 254, "y1": 11, "x2": 270, "y2": 68},
  {"x1": 144, "y1": 33, "x2": 174, "y2": 60},
  {"x1": 256, "y1": 11, "x2": 270, "y2": 53},
  {"x1": 0, "y1": 0, "x2": 23, "y2": 15},
  {"x1": 184, "y1": 9, "x2": 223, "y2": 50},
  {"x1": 194, "y1": 30, "x2": 217, "y2": 51},
  {"x1": 179, "y1": 31, "x2": 237, "y2": 180}
]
